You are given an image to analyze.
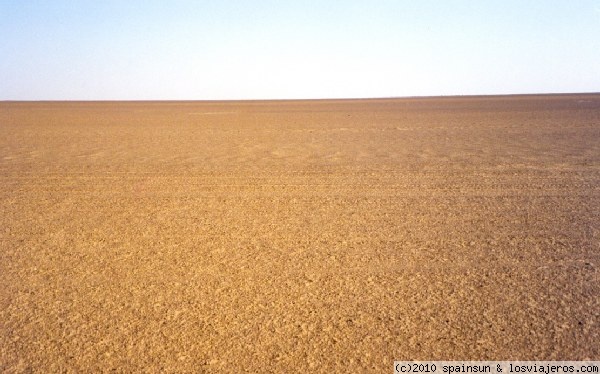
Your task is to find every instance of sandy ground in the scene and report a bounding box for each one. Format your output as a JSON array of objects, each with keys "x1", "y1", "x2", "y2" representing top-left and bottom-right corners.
[{"x1": 1, "y1": 95, "x2": 599, "y2": 372}]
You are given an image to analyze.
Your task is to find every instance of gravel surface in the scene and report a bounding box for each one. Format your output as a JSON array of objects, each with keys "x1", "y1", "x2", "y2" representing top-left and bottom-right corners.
[{"x1": 1, "y1": 95, "x2": 599, "y2": 372}]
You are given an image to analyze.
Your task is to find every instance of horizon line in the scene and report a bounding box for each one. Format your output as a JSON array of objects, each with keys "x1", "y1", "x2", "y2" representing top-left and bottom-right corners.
[{"x1": 2, "y1": 91, "x2": 599, "y2": 103}]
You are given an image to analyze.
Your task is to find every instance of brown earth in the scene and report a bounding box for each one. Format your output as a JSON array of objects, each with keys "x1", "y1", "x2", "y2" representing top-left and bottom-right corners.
[{"x1": 1, "y1": 95, "x2": 599, "y2": 372}]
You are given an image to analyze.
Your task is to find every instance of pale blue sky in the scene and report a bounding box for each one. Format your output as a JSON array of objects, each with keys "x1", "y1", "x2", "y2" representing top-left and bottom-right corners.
[{"x1": 1, "y1": 0, "x2": 599, "y2": 100}]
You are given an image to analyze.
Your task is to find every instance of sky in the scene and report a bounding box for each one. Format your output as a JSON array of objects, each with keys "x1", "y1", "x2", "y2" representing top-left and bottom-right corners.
[{"x1": 1, "y1": 0, "x2": 600, "y2": 100}]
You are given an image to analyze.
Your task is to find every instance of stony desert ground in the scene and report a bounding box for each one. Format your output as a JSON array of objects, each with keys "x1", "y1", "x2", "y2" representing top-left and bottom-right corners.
[{"x1": 1, "y1": 95, "x2": 599, "y2": 372}]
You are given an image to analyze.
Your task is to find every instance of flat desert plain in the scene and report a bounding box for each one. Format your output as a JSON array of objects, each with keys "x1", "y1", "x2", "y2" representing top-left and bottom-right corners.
[{"x1": 1, "y1": 95, "x2": 599, "y2": 372}]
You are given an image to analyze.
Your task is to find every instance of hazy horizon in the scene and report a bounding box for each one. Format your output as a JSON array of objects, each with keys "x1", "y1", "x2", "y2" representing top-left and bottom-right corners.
[
  {"x1": 2, "y1": 0, "x2": 600, "y2": 100},
  {"x1": 3, "y1": 92, "x2": 600, "y2": 103}
]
